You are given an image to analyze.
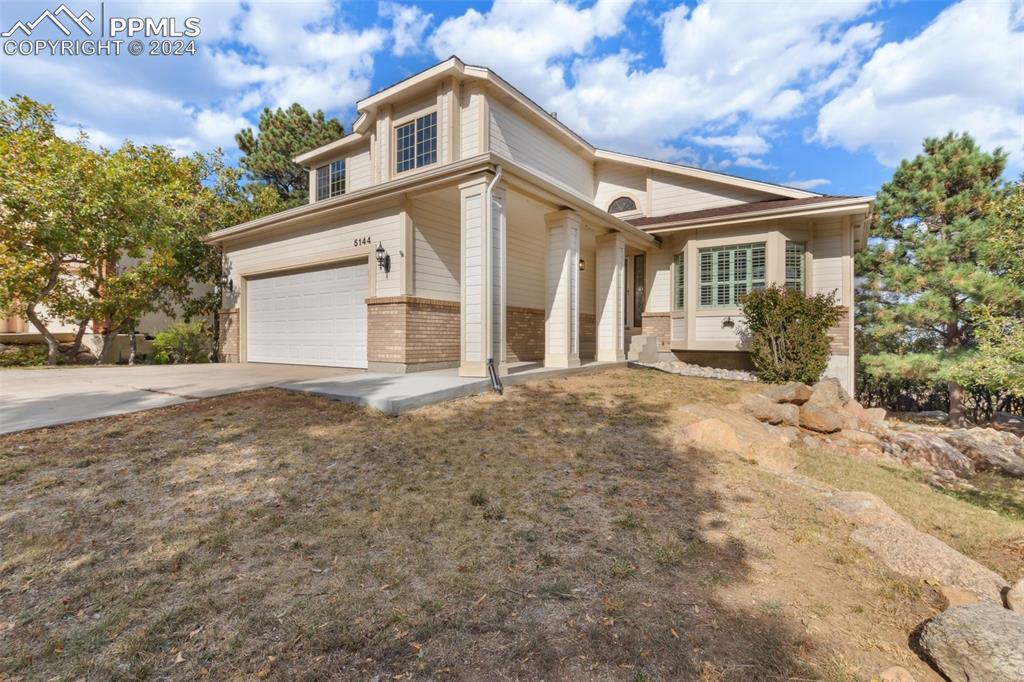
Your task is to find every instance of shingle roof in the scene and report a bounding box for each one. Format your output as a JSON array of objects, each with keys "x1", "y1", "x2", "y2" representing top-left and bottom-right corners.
[{"x1": 626, "y1": 195, "x2": 863, "y2": 228}]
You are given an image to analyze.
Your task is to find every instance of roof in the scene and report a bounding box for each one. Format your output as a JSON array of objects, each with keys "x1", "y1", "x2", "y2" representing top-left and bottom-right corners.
[{"x1": 627, "y1": 196, "x2": 867, "y2": 228}]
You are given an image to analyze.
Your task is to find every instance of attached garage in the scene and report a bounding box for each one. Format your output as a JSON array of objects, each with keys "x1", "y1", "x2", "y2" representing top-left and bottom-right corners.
[{"x1": 245, "y1": 261, "x2": 368, "y2": 368}]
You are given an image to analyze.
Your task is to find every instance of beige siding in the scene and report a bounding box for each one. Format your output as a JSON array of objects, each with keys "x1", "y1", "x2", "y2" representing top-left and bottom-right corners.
[
  {"x1": 488, "y1": 98, "x2": 593, "y2": 197},
  {"x1": 347, "y1": 145, "x2": 372, "y2": 192},
  {"x1": 594, "y1": 162, "x2": 647, "y2": 214},
  {"x1": 650, "y1": 171, "x2": 773, "y2": 216},
  {"x1": 506, "y1": 193, "x2": 546, "y2": 309},
  {"x1": 412, "y1": 194, "x2": 460, "y2": 301},
  {"x1": 224, "y1": 206, "x2": 402, "y2": 299},
  {"x1": 695, "y1": 315, "x2": 748, "y2": 348},
  {"x1": 461, "y1": 85, "x2": 481, "y2": 159},
  {"x1": 812, "y1": 218, "x2": 844, "y2": 302}
]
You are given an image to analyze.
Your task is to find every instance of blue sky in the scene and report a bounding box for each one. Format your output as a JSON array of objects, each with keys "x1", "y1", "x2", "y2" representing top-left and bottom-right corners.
[{"x1": 1, "y1": 0, "x2": 1021, "y2": 196}]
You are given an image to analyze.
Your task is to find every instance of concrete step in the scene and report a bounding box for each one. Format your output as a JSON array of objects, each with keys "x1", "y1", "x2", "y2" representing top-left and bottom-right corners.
[{"x1": 625, "y1": 334, "x2": 659, "y2": 362}]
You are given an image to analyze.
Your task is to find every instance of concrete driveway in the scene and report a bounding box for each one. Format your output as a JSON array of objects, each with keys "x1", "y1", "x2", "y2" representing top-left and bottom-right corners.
[{"x1": 0, "y1": 363, "x2": 360, "y2": 434}]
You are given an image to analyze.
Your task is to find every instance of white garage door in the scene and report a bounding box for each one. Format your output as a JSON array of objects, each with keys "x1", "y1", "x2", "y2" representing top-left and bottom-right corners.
[{"x1": 246, "y1": 262, "x2": 368, "y2": 368}]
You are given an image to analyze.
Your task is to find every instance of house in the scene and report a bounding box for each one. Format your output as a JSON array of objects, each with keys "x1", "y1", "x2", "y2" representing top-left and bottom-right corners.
[{"x1": 206, "y1": 57, "x2": 871, "y2": 391}]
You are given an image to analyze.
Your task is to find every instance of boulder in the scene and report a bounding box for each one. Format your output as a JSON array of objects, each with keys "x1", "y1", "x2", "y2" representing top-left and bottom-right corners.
[
  {"x1": 678, "y1": 404, "x2": 795, "y2": 469},
  {"x1": 861, "y1": 407, "x2": 888, "y2": 427},
  {"x1": 826, "y1": 491, "x2": 913, "y2": 529},
  {"x1": 740, "y1": 393, "x2": 799, "y2": 426},
  {"x1": 765, "y1": 381, "x2": 812, "y2": 405},
  {"x1": 799, "y1": 402, "x2": 853, "y2": 433},
  {"x1": 937, "y1": 583, "x2": 980, "y2": 609},
  {"x1": 839, "y1": 429, "x2": 881, "y2": 447},
  {"x1": 1007, "y1": 578, "x2": 1024, "y2": 613},
  {"x1": 808, "y1": 377, "x2": 851, "y2": 409},
  {"x1": 843, "y1": 398, "x2": 867, "y2": 421},
  {"x1": 918, "y1": 603, "x2": 1024, "y2": 682},
  {"x1": 938, "y1": 428, "x2": 1024, "y2": 478},
  {"x1": 884, "y1": 431, "x2": 975, "y2": 477},
  {"x1": 875, "y1": 666, "x2": 915, "y2": 682}
]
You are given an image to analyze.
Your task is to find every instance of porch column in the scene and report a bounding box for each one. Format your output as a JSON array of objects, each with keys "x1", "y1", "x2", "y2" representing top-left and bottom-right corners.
[
  {"x1": 544, "y1": 210, "x2": 581, "y2": 368},
  {"x1": 459, "y1": 175, "x2": 507, "y2": 377},
  {"x1": 595, "y1": 232, "x2": 626, "y2": 362}
]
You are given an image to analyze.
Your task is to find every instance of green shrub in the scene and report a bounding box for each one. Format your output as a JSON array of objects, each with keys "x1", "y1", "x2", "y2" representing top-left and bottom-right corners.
[
  {"x1": 0, "y1": 345, "x2": 48, "y2": 367},
  {"x1": 151, "y1": 321, "x2": 212, "y2": 364},
  {"x1": 741, "y1": 285, "x2": 842, "y2": 384}
]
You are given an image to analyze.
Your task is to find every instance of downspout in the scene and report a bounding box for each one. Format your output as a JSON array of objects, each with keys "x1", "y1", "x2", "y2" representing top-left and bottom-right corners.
[{"x1": 485, "y1": 165, "x2": 504, "y2": 395}]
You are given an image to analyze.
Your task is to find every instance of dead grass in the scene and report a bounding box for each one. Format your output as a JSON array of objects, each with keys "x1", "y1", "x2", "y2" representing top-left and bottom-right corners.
[
  {"x1": 0, "y1": 368, "x2": 948, "y2": 680},
  {"x1": 797, "y1": 448, "x2": 1024, "y2": 581}
]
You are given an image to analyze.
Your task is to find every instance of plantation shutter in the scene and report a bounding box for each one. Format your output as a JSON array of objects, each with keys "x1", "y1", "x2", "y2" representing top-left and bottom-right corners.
[{"x1": 785, "y1": 242, "x2": 805, "y2": 291}]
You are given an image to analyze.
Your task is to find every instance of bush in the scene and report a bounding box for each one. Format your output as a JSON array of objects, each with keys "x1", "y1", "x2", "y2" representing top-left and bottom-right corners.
[
  {"x1": 151, "y1": 321, "x2": 212, "y2": 364},
  {"x1": 741, "y1": 285, "x2": 842, "y2": 384},
  {"x1": 0, "y1": 345, "x2": 48, "y2": 367}
]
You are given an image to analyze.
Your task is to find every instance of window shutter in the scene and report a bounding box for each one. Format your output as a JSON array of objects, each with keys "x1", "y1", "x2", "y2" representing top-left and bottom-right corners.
[{"x1": 785, "y1": 242, "x2": 805, "y2": 291}]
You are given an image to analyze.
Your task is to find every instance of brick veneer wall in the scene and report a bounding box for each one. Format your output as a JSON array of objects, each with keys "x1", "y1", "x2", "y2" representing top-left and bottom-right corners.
[
  {"x1": 828, "y1": 307, "x2": 851, "y2": 356},
  {"x1": 580, "y1": 313, "x2": 596, "y2": 360},
  {"x1": 366, "y1": 296, "x2": 461, "y2": 369},
  {"x1": 641, "y1": 312, "x2": 671, "y2": 350},
  {"x1": 506, "y1": 306, "x2": 544, "y2": 362},
  {"x1": 218, "y1": 308, "x2": 239, "y2": 363}
]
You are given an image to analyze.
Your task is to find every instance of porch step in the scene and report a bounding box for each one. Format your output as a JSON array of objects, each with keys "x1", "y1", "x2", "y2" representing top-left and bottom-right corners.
[{"x1": 626, "y1": 334, "x2": 659, "y2": 363}]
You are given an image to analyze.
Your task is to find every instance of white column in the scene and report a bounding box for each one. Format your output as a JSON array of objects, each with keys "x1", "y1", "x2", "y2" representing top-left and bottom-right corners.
[
  {"x1": 595, "y1": 233, "x2": 626, "y2": 362},
  {"x1": 459, "y1": 175, "x2": 506, "y2": 377},
  {"x1": 545, "y1": 210, "x2": 581, "y2": 368}
]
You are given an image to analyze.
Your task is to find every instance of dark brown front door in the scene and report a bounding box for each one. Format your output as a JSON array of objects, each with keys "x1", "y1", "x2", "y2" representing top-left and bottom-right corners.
[{"x1": 633, "y1": 254, "x2": 645, "y2": 328}]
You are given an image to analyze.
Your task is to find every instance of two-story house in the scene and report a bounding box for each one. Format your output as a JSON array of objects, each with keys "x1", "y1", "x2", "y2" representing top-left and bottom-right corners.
[{"x1": 206, "y1": 57, "x2": 871, "y2": 391}]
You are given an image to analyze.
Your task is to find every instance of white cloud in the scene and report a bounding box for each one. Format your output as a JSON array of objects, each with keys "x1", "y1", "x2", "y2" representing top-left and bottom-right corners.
[
  {"x1": 381, "y1": 2, "x2": 433, "y2": 56},
  {"x1": 428, "y1": 0, "x2": 881, "y2": 167},
  {"x1": 733, "y1": 157, "x2": 776, "y2": 171},
  {"x1": 816, "y1": 0, "x2": 1024, "y2": 166},
  {"x1": 787, "y1": 178, "x2": 831, "y2": 191}
]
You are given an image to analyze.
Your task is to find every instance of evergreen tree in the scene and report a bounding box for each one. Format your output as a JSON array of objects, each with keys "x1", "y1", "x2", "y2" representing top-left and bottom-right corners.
[
  {"x1": 235, "y1": 103, "x2": 344, "y2": 207},
  {"x1": 858, "y1": 133, "x2": 1023, "y2": 425}
]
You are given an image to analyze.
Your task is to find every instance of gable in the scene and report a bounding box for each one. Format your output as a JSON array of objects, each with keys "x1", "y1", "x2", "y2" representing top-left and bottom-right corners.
[{"x1": 649, "y1": 171, "x2": 777, "y2": 216}]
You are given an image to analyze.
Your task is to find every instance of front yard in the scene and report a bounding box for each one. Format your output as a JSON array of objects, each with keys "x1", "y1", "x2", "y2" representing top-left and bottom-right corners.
[{"x1": 1, "y1": 369, "x2": 1020, "y2": 680}]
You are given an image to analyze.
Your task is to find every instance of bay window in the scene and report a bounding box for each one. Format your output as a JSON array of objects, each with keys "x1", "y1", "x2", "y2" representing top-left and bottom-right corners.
[{"x1": 698, "y1": 242, "x2": 766, "y2": 308}]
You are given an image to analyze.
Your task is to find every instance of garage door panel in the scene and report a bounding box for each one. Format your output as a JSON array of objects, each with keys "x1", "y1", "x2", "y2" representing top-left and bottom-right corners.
[{"x1": 246, "y1": 262, "x2": 368, "y2": 368}]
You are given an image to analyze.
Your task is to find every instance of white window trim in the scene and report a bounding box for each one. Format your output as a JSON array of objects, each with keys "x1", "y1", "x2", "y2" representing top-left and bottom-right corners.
[{"x1": 392, "y1": 106, "x2": 439, "y2": 177}]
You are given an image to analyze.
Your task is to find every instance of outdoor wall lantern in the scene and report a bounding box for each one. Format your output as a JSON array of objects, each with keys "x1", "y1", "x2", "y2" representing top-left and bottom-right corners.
[
  {"x1": 578, "y1": 258, "x2": 586, "y2": 271},
  {"x1": 722, "y1": 316, "x2": 735, "y2": 328},
  {"x1": 375, "y1": 241, "x2": 391, "y2": 275}
]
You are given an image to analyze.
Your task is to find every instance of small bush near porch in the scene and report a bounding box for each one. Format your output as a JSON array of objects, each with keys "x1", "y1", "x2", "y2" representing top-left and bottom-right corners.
[{"x1": 2, "y1": 370, "x2": 1014, "y2": 681}]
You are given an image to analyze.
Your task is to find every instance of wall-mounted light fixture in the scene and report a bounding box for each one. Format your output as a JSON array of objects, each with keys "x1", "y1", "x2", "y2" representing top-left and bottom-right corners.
[
  {"x1": 578, "y1": 258, "x2": 586, "y2": 271},
  {"x1": 375, "y1": 242, "x2": 391, "y2": 275},
  {"x1": 722, "y1": 315, "x2": 735, "y2": 328}
]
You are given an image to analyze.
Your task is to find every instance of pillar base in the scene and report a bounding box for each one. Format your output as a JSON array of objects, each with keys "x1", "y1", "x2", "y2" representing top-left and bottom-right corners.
[{"x1": 544, "y1": 354, "x2": 581, "y2": 369}]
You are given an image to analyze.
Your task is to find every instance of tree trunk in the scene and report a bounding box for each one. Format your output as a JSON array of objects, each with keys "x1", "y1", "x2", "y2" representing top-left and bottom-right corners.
[
  {"x1": 98, "y1": 328, "x2": 117, "y2": 364},
  {"x1": 66, "y1": 319, "x2": 89, "y2": 363},
  {"x1": 948, "y1": 380, "x2": 966, "y2": 427},
  {"x1": 128, "y1": 324, "x2": 137, "y2": 366}
]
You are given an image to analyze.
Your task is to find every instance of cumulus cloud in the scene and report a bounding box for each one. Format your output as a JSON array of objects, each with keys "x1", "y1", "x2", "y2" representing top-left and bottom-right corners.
[
  {"x1": 381, "y1": 2, "x2": 433, "y2": 56},
  {"x1": 815, "y1": 0, "x2": 1024, "y2": 166},
  {"x1": 787, "y1": 178, "x2": 831, "y2": 191}
]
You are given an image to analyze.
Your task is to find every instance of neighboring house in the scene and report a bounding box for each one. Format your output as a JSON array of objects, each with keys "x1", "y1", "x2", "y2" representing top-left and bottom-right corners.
[{"x1": 206, "y1": 57, "x2": 871, "y2": 391}]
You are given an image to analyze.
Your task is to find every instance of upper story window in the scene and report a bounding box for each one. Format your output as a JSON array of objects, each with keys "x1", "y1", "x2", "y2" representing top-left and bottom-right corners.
[
  {"x1": 698, "y1": 242, "x2": 766, "y2": 308},
  {"x1": 395, "y1": 111, "x2": 437, "y2": 173},
  {"x1": 316, "y1": 159, "x2": 345, "y2": 201},
  {"x1": 785, "y1": 242, "x2": 806, "y2": 291},
  {"x1": 608, "y1": 196, "x2": 637, "y2": 213}
]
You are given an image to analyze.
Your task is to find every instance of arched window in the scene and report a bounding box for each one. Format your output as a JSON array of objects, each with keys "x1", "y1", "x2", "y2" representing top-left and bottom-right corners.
[{"x1": 608, "y1": 196, "x2": 638, "y2": 213}]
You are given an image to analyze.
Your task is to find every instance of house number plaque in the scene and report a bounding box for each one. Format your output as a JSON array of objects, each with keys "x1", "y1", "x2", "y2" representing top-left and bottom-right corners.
[{"x1": 353, "y1": 237, "x2": 372, "y2": 247}]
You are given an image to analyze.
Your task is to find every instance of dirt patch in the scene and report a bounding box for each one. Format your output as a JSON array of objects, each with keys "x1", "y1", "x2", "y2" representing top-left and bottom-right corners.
[{"x1": 1, "y1": 368, "x2": 945, "y2": 680}]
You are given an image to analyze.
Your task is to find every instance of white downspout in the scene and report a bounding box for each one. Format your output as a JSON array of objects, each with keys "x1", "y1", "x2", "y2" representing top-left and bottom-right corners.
[{"x1": 485, "y1": 165, "x2": 503, "y2": 394}]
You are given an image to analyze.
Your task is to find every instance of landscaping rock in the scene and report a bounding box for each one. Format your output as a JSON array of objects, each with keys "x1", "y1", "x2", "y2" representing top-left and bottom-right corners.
[
  {"x1": 839, "y1": 429, "x2": 881, "y2": 447},
  {"x1": 826, "y1": 491, "x2": 912, "y2": 529},
  {"x1": 884, "y1": 431, "x2": 975, "y2": 478},
  {"x1": 1007, "y1": 578, "x2": 1024, "y2": 613},
  {"x1": 799, "y1": 402, "x2": 852, "y2": 433},
  {"x1": 918, "y1": 603, "x2": 1024, "y2": 682},
  {"x1": 938, "y1": 428, "x2": 1024, "y2": 478},
  {"x1": 937, "y1": 583, "x2": 980, "y2": 609},
  {"x1": 636, "y1": 360, "x2": 757, "y2": 382},
  {"x1": 875, "y1": 666, "x2": 915, "y2": 682},
  {"x1": 808, "y1": 377, "x2": 851, "y2": 409},
  {"x1": 843, "y1": 398, "x2": 867, "y2": 421},
  {"x1": 765, "y1": 381, "x2": 812, "y2": 405},
  {"x1": 862, "y1": 407, "x2": 888, "y2": 426},
  {"x1": 678, "y1": 403, "x2": 795, "y2": 469},
  {"x1": 741, "y1": 393, "x2": 799, "y2": 426}
]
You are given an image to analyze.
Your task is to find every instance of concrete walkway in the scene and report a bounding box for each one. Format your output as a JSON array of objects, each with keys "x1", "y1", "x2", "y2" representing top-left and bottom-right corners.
[
  {"x1": 279, "y1": 360, "x2": 624, "y2": 414},
  {"x1": 1, "y1": 361, "x2": 625, "y2": 435}
]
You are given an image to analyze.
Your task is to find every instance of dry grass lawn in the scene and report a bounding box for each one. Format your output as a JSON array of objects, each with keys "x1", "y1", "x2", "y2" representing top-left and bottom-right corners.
[{"x1": 3, "y1": 367, "x2": 1015, "y2": 681}]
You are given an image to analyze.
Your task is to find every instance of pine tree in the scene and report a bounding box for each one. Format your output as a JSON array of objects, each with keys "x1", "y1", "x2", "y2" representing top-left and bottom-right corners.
[
  {"x1": 858, "y1": 133, "x2": 1023, "y2": 425},
  {"x1": 235, "y1": 103, "x2": 344, "y2": 207}
]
